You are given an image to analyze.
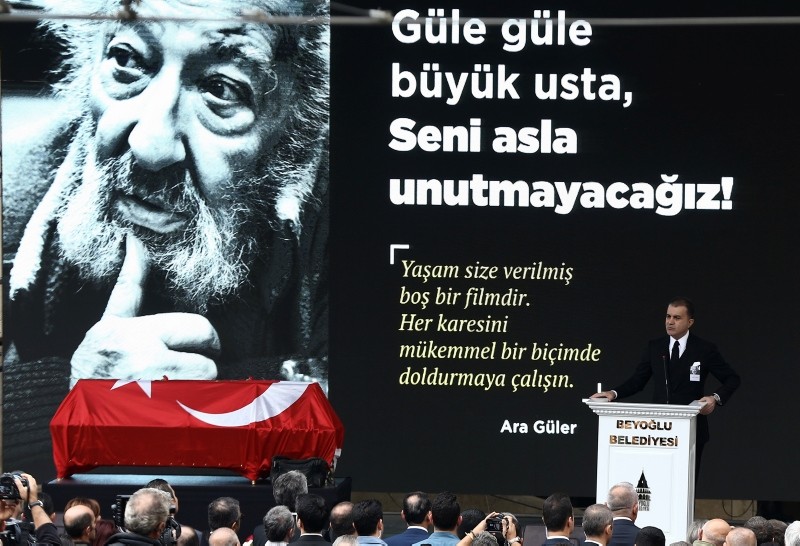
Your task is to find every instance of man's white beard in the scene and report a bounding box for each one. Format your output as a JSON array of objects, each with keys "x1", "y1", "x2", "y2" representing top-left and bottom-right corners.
[{"x1": 55, "y1": 123, "x2": 275, "y2": 313}]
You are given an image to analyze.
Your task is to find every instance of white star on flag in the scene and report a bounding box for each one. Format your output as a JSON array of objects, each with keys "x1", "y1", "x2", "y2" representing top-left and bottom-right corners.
[{"x1": 111, "y1": 380, "x2": 153, "y2": 397}]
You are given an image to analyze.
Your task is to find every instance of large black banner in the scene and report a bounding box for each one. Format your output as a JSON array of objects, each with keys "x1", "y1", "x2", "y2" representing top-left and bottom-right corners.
[
  {"x1": 328, "y1": 1, "x2": 800, "y2": 500},
  {"x1": 3, "y1": 1, "x2": 800, "y2": 501}
]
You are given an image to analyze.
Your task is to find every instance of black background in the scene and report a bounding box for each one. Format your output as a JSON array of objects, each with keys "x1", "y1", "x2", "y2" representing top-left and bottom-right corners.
[{"x1": 328, "y1": 1, "x2": 800, "y2": 500}]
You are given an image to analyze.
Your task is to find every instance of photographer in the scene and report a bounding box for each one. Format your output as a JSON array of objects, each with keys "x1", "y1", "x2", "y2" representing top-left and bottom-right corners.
[
  {"x1": 106, "y1": 489, "x2": 174, "y2": 546},
  {"x1": 457, "y1": 513, "x2": 520, "y2": 546},
  {"x1": 1, "y1": 472, "x2": 61, "y2": 545}
]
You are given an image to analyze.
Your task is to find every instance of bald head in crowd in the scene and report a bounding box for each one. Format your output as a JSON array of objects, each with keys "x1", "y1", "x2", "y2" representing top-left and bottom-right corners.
[
  {"x1": 210, "y1": 527, "x2": 241, "y2": 546},
  {"x1": 724, "y1": 528, "x2": 756, "y2": 546},
  {"x1": 699, "y1": 519, "x2": 732, "y2": 546},
  {"x1": 64, "y1": 504, "x2": 97, "y2": 543}
]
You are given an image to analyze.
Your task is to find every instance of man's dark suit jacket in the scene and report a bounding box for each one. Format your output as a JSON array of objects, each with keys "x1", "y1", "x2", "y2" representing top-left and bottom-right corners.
[
  {"x1": 296, "y1": 535, "x2": 330, "y2": 546},
  {"x1": 612, "y1": 333, "x2": 741, "y2": 444},
  {"x1": 385, "y1": 528, "x2": 430, "y2": 546},
  {"x1": 607, "y1": 518, "x2": 640, "y2": 546}
]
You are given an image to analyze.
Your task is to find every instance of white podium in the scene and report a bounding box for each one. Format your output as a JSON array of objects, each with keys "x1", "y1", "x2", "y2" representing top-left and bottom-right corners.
[{"x1": 584, "y1": 399, "x2": 703, "y2": 544}]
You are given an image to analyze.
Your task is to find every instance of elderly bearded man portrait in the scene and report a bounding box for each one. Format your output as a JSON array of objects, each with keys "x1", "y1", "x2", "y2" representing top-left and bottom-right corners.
[{"x1": 1, "y1": 0, "x2": 329, "y2": 471}]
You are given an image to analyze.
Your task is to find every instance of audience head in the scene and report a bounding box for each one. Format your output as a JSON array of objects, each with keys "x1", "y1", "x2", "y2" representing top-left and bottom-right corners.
[
  {"x1": 273, "y1": 472, "x2": 309, "y2": 512},
  {"x1": 264, "y1": 505, "x2": 295, "y2": 543},
  {"x1": 607, "y1": 482, "x2": 639, "y2": 520},
  {"x1": 329, "y1": 502, "x2": 355, "y2": 540},
  {"x1": 689, "y1": 521, "x2": 710, "y2": 543},
  {"x1": 784, "y1": 522, "x2": 800, "y2": 546},
  {"x1": 352, "y1": 500, "x2": 383, "y2": 537},
  {"x1": 473, "y1": 532, "x2": 499, "y2": 546},
  {"x1": 146, "y1": 478, "x2": 178, "y2": 515},
  {"x1": 504, "y1": 513, "x2": 520, "y2": 541},
  {"x1": 744, "y1": 518, "x2": 771, "y2": 545},
  {"x1": 637, "y1": 527, "x2": 666, "y2": 546},
  {"x1": 39, "y1": 492, "x2": 56, "y2": 522},
  {"x1": 402, "y1": 492, "x2": 432, "y2": 527},
  {"x1": 724, "y1": 528, "x2": 757, "y2": 546},
  {"x1": 124, "y1": 488, "x2": 171, "y2": 539},
  {"x1": 543, "y1": 492, "x2": 574, "y2": 533},
  {"x1": 209, "y1": 527, "x2": 240, "y2": 546},
  {"x1": 296, "y1": 493, "x2": 328, "y2": 534},
  {"x1": 95, "y1": 518, "x2": 118, "y2": 546},
  {"x1": 64, "y1": 497, "x2": 102, "y2": 519},
  {"x1": 208, "y1": 497, "x2": 242, "y2": 532},
  {"x1": 178, "y1": 526, "x2": 200, "y2": 546},
  {"x1": 769, "y1": 521, "x2": 788, "y2": 546},
  {"x1": 431, "y1": 492, "x2": 461, "y2": 532},
  {"x1": 459, "y1": 510, "x2": 487, "y2": 539},
  {"x1": 64, "y1": 504, "x2": 97, "y2": 541},
  {"x1": 700, "y1": 519, "x2": 732, "y2": 546},
  {"x1": 583, "y1": 504, "x2": 613, "y2": 543},
  {"x1": 333, "y1": 535, "x2": 359, "y2": 546}
]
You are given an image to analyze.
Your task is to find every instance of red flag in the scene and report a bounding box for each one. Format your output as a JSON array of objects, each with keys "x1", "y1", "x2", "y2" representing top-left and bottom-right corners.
[{"x1": 50, "y1": 380, "x2": 344, "y2": 481}]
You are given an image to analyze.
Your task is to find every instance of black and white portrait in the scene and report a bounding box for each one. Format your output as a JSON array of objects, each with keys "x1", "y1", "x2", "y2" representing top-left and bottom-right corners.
[{"x1": 1, "y1": 0, "x2": 329, "y2": 474}]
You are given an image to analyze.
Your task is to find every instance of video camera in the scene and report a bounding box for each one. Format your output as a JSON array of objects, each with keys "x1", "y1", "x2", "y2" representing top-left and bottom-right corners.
[{"x1": 0, "y1": 521, "x2": 36, "y2": 546}]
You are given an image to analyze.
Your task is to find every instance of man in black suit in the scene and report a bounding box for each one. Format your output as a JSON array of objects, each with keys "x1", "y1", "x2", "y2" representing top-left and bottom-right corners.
[
  {"x1": 385, "y1": 492, "x2": 431, "y2": 546},
  {"x1": 295, "y1": 494, "x2": 330, "y2": 546},
  {"x1": 605, "y1": 483, "x2": 640, "y2": 546},
  {"x1": 591, "y1": 297, "x2": 741, "y2": 475},
  {"x1": 541, "y1": 493, "x2": 574, "y2": 546}
]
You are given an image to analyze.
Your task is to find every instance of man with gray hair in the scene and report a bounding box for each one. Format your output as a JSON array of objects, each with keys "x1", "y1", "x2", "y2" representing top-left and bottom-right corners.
[
  {"x1": 471, "y1": 533, "x2": 498, "y2": 546},
  {"x1": 264, "y1": 506, "x2": 296, "y2": 546},
  {"x1": 274, "y1": 472, "x2": 310, "y2": 511},
  {"x1": 784, "y1": 522, "x2": 800, "y2": 546},
  {"x1": 607, "y1": 483, "x2": 640, "y2": 546},
  {"x1": 253, "y1": 471, "x2": 308, "y2": 546},
  {"x1": 582, "y1": 504, "x2": 613, "y2": 546},
  {"x1": 106, "y1": 488, "x2": 172, "y2": 546},
  {"x1": 333, "y1": 537, "x2": 359, "y2": 546},
  {"x1": 2, "y1": 0, "x2": 330, "y2": 473}
]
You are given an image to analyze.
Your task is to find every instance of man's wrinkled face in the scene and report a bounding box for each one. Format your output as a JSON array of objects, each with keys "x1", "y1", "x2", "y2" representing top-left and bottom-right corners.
[
  {"x1": 56, "y1": 4, "x2": 298, "y2": 310},
  {"x1": 91, "y1": 15, "x2": 291, "y2": 221}
]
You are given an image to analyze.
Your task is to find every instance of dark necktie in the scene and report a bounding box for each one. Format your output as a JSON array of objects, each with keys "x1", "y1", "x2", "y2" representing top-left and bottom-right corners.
[{"x1": 671, "y1": 340, "x2": 680, "y2": 363}]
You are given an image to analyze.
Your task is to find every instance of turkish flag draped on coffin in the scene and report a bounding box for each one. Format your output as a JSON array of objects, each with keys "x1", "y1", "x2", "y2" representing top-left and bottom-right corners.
[{"x1": 50, "y1": 380, "x2": 344, "y2": 481}]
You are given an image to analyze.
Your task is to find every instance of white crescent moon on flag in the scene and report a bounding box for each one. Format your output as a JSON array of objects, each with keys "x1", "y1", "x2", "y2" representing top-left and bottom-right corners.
[{"x1": 176, "y1": 382, "x2": 309, "y2": 427}]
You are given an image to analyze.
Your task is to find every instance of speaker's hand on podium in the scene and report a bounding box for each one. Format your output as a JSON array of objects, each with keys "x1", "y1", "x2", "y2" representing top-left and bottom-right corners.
[
  {"x1": 590, "y1": 391, "x2": 616, "y2": 401},
  {"x1": 696, "y1": 395, "x2": 717, "y2": 414}
]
